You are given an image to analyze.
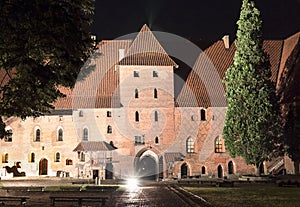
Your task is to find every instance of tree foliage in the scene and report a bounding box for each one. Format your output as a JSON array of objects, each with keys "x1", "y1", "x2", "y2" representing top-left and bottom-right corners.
[
  {"x1": 222, "y1": 0, "x2": 283, "y2": 174},
  {"x1": 0, "y1": 0, "x2": 95, "y2": 138},
  {"x1": 284, "y1": 103, "x2": 300, "y2": 174}
]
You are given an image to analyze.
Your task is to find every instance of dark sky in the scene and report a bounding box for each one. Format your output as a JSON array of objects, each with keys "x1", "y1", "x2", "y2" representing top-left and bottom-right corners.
[{"x1": 91, "y1": 0, "x2": 300, "y2": 41}]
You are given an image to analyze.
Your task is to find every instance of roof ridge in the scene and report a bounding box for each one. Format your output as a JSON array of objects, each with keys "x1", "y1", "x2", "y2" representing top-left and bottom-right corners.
[{"x1": 123, "y1": 24, "x2": 178, "y2": 67}]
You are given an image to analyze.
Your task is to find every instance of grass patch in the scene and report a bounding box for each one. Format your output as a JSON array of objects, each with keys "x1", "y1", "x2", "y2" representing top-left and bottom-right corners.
[{"x1": 183, "y1": 184, "x2": 300, "y2": 207}]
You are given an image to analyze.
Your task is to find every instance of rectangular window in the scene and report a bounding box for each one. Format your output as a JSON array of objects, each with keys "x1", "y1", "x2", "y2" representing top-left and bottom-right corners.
[
  {"x1": 153, "y1": 71, "x2": 158, "y2": 77},
  {"x1": 107, "y1": 111, "x2": 112, "y2": 117},
  {"x1": 134, "y1": 71, "x2": 139, "y2": 77},
  {"x1": 134, "y1": 136, "x2": 144, "y2": 145}
]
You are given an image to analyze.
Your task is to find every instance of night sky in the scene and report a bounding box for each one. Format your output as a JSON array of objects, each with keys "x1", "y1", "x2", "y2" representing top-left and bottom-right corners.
[{"x1": 91, "y1": 0, "x2": 300, "y2": 41}]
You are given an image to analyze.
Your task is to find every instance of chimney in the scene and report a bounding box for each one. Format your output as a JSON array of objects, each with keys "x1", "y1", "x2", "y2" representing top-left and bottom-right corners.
[
  {"x1": 222, "y1": 35, "x2": 230, "y2": 49},
  {"x1": 119, "y1": 49, "x2": 125, "y2": 61}
]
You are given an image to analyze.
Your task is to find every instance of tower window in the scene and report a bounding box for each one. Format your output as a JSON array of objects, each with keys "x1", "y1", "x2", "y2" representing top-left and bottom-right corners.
[
  {"x1": 154, "y1": 88, "x2": 158, "y2": 99},
  {"x1": 107, "y1": 111, "x2": 112, "y2": 117},
  {"x1": 200, "y1": 109, "x2": 206, "y2": 121},
  {"x1": 155, "y1": 136, "x2": 159, "y2": 144},
  {"x1": 135, "y1": 88, "x2": 139, "y2": 98},
  {"x1": 153, "y1": 71, "x2": 158, "y2": 77},
  {"x1": 135, "y1": 111, "x2": 139, "y2": 122},
  {"x1": 134, "y1": 71, "x2": 139, "y2": 77},
  {"x1": 30, "y1": 153, "x2": 35, "y2": 163},
  {"x1": 107, "y1": 125, "x2": 112, "y2": 134},
  {"x1": 154, "y1": 111, "x2": 158, "y2": 122}
]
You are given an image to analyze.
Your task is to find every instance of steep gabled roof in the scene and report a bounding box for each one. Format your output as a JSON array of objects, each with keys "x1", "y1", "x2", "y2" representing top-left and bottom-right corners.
[
  {"x1": 176, "y1": 39, "x2": 284, "y2": 107},
  {"x1": 119, "y1": 24, "x2": 178, "y2": 67}
]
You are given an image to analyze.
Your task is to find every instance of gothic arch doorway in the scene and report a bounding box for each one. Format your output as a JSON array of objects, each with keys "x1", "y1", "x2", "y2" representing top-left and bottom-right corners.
[
  {"x1": 181, "y1": 163, "x2": 189, "y2": 178},
  {"x1": 217, "y1": 165, "x2": 223, "y2": 178},
  {"x1": 135, "y1": 149, "x2": 159, "y2": 180},
  {"x1": 228, "y1": 161, "x2": 234, "y2": 175},
  {"x1": 39, "y1": 158, "x2": 48, "y2": 175}
]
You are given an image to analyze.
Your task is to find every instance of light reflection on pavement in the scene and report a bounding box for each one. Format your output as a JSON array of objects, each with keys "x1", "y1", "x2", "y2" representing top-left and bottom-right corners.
[{"x1": 114, "y1": 186, "x2": 190, "y2": 207}]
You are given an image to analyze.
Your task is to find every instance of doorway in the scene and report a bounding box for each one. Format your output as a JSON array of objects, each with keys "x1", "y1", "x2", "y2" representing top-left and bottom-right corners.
[
  {"x1": 39, "y1": 159, "x2": 48, "y2": 175},
  {"x1": 181, "y1": 163, "x2": 188, "y2": 178},
  {"x1": 217, "y1": 165, "x2": 223, "y2": 178}
]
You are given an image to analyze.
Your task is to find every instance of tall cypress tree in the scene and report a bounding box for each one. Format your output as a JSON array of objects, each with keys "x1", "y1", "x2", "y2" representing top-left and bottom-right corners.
[{"x1": 223, "y1": 0, "x2": 282, "y2": 175}]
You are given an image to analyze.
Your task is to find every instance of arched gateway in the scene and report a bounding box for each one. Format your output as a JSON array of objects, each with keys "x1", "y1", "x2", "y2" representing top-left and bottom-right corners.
[{"x1": 134, "y1": 149, "x2": 161, "y2": 180}]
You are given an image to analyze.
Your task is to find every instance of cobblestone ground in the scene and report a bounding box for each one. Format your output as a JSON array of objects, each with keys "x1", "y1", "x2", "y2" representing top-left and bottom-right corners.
[{"x1": 0, "y1": 179, "x2": 192, "y2": 207}]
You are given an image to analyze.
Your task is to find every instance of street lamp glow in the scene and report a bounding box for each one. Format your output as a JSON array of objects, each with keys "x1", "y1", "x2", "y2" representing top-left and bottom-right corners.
[{"x1": 126, "y1": 178, "x2": 139, "y2": 192}]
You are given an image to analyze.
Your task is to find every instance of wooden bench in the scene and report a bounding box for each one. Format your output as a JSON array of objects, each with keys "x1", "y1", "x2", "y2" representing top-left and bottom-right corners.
[
  {"x1": 0, "y1": 196, "x2": 29, "y2": 206},
  {"x1": 2, "y1": 186, "x2": 45, "y2": 192},
  {"x1": 49, "y1": 195, "x2": 108, "y2": 206}
]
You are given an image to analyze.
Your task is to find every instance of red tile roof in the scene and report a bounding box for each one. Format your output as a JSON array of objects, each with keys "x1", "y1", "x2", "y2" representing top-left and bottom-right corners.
[{"x1": 176, "y1": 39, "x2": 284, "y2": 107}]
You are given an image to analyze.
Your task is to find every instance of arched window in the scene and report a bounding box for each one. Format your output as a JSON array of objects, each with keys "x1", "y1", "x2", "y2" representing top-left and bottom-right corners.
[
  {"x1": 228, "y1": 161, "x2": 234, "y2": 174},
  {"x1": 30, "y1": 153, "x2": 35, "y2": 163},
  {"x1": 135, "y1": 88, "x2": 139, "y2": 98},
  {"x1": 35, "y1": 127, "x2": 41, "y2": 142},
  {"x1": 57, "y1": 128, "x2": 63, "y2": 141},
  {"x1": 83, "y1": 128, "x2": 88, "y2": 141},
  {"x1": 215, "y1": 136, "x2": 223, "y2": 153},
  {"x1": 186, "y1": 137, "x2": 195, "y2": 153},
  {"x1": 80, "y1": 152, "x2": 85, "y2": 162},
  {"x1": 154, "y1": 111, "x2": 158, "y2": 122},
  {"x1": 201, "y1": 166, "x2": 206, "y2": 174},
  {"x1": 2, "y1": 153, "x2": 8, "y2": 163},
  {"x1": 135, "y1": 111, "x2": 139, "y2": 122},
  {"x1": 79, "y1": 110, "x2": 83, "y2": 117},
  {"x1": 155, "y1": 136, "x2": 159, "y2": 144},
  {"x1": 200, "y1": 109, "x2": 206, "y2": 121},
  {"x1": 5, "y1": 128, "x2": 12, "y2": 142},
  {"x1": 154, "y1": 88, "x2": 158, "y2": 99},
  {"x1": 55, "y1": 152, "x2": 60, "y2": 162},
  {"x1": 107, "y1": 125, "x2": 112, "y2": 134}
]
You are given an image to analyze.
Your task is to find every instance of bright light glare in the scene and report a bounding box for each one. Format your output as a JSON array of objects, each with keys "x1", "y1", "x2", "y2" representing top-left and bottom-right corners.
[{"x1": 126, "y1": 178, "x2": 139, "y2": 192}]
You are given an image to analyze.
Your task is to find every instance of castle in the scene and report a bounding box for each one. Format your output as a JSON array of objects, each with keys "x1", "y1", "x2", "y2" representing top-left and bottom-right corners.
[{"x1": 1, "y1": 25, "x2": 299, "y2": 180}]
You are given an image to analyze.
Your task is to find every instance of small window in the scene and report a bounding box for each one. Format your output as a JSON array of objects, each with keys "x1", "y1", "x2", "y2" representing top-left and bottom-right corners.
[
  {"x1": 200, "y1": 109, "x2": 206, "y2": 121},
  {"x1": 155, "y1": 136, "x2": 159, "y2": 144},
  {"x1": 154, "y1": 111, "x2": 158, "y2": 122},
  {"x1": 215, "y1": 136, "x2": 223, "y2": 153},
  {"x1": 107, "y1": 111, "x2": 112, "y2": 117},
  {"x1": 135, "y1": 111, "x2": 139, "y2": 122},
  {"x1": 35, "y1": 128, "x2": 41, "y2": 142},
  {"x1": 55, "y1": 152, "x2": 60, "y2": 162},
  {"x1": 186, "y1": 137, "x2": 194, "y2": 153},
  {"x1": 134, "y1": 135, "x2": 144, "y2": 145},
  {"x1": 2, "y1": 153, "x2": 8, "y2": 163},
  {"x1": 4, "y1": 129, "x2": 12, "y2": 142},
  {"x1": 107, "y1": 125, "x2": 112, "y2": 134},
  {"x1": 135, "y1": 88, "x2": 139, "y2": 98},
  {"x1": 83, "y1": 128, "x2": 88, "y2": 141},
  {"x1": 57, "y1": 128, "x2": 63, "y2": 141},
  {"x1": 66, "y1": 159, "x2": 73, "y2": 165},
  {"x1": 153, "y1": 71, "x2": 158, "y2": 77},
  {"x1": 80, "y1": 152, "x2": 85, "y2": 162},
  {"x1": 154, "y1": 88, "x2": 158, "y2": 99},
  {"x1": 134, "y1": 71, "x2": 139, "y2": 77},
  {"x1": 30, "y1": 153, "x2": 35, "y2": 163},
  {"x1": 79, "y1": 110, "x2": 83, "y2": 117}
]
